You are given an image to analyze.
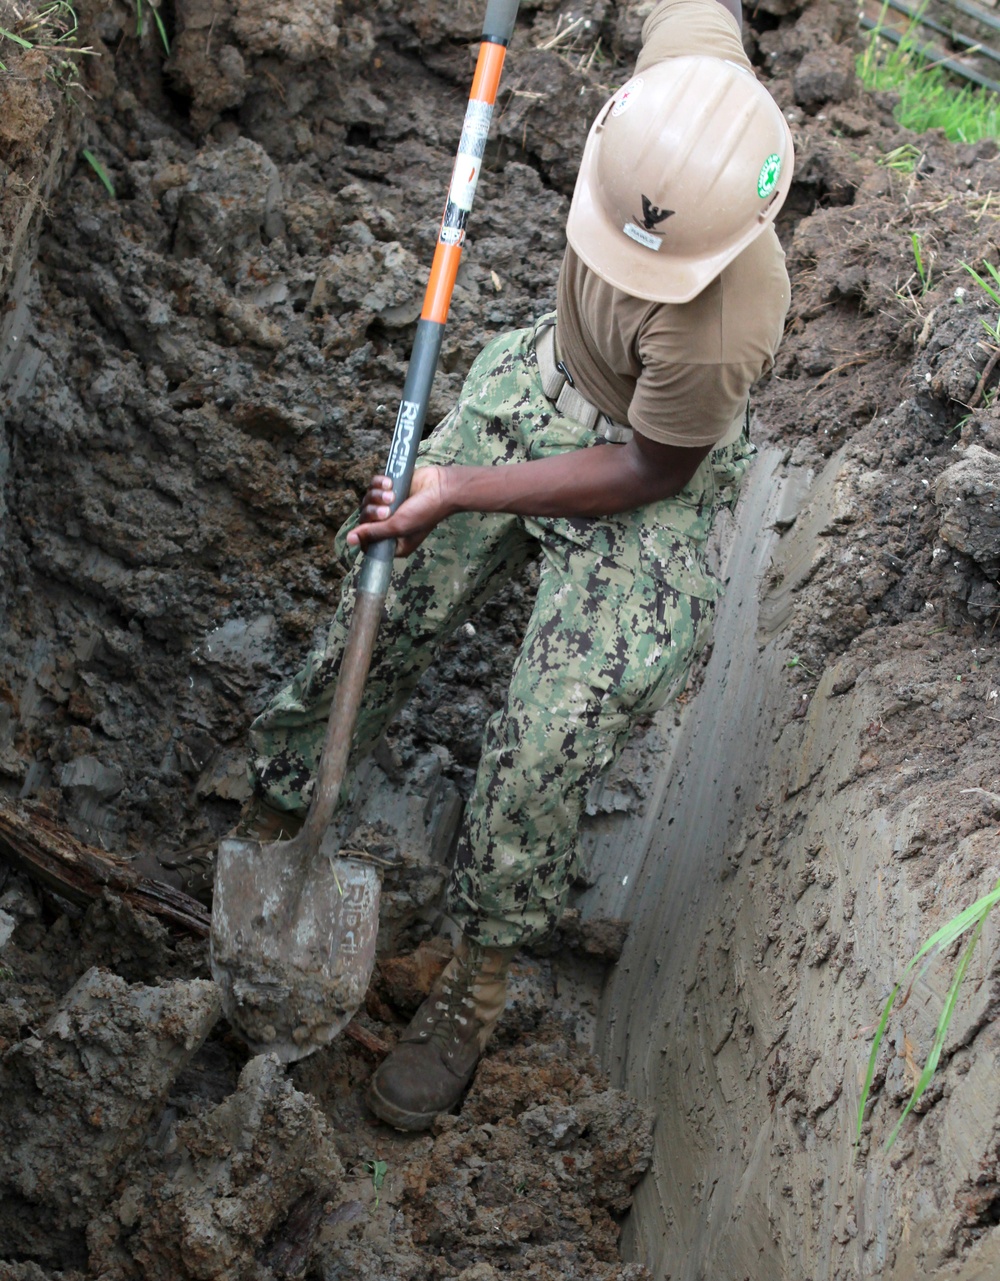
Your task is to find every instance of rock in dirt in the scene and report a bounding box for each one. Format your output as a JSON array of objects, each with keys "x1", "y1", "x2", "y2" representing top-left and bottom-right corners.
[
  {"x1": 169, "y1": 0, "x2": 341, "y2": 131},
  {"x1": 375, "y1": 935, "x2": 452, "y2": 1016},
  {"x1": 934, "y1": 444, "x2": 1000, "y2": 574},
  {"x1": 172, "y1": 137, "x2": 284, "y2": 275},
  {"x1": 792, "y1": 44, "x2": 856, "y2": 109},
  {"x1": 77, "y1": 891, "x2": 176, "y2": 985},
  {"x1": 529, "y1": 907, "x2": 630, "y2": 963},
  {"x1": 309, "y1": 240, "x2": 424, "y2": 334},
  {"x1": 230, "y1": 0, "x2": 341, "y2": 63},
  {"x1": 0, "y1": 968, "x2": 220, "y2": 1265}
]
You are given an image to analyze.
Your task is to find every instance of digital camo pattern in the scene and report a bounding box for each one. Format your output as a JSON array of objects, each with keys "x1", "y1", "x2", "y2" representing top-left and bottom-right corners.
[{"x1": 248, "y1": 320, "x2": 754, "y2": 948}]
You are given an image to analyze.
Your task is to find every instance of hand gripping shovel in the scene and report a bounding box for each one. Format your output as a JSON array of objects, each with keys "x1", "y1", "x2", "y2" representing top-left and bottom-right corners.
[{"x1": 210, "y1": 0, "x2": 521, "y2": 1063}]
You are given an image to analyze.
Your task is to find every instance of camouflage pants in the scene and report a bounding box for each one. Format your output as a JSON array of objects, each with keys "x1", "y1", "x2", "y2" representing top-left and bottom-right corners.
[{"x1": 248, "y1": 320, "x2": 754, "y2": 948}]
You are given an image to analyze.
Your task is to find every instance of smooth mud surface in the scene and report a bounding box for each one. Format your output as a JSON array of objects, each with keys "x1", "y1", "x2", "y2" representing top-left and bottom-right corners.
[{"x1": 2, "y1": 0, "x2": 1000, "y2": 1278}]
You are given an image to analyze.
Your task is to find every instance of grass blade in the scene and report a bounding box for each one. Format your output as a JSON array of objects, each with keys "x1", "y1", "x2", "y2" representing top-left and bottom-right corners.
[
  {"x1": 152, "y1": 6, "x2": 169, "y2": 54},
  {"x1": 857, "y1": 878, "x2": 1000, "y2": 1147},
  {"x1": 885, "y1": 912, "x2": 988, "y2": 1148},
  {"x1": 962, "y1": 262, "x2": 1000, "y2": 309},
  {"x1": 898, "y1": 883, "x2": 1000, "y2": 981},
  {"x1": 0, "y1": 26, "x2": 34, "y2": 48},
  {"x1": 856, "y1": 979, "x2": 903, "y2": 1141},
  {"x1": 81, "y1": 150, "x2": 116, "y2": 197},
  {"x1": 911, "y1": 232, "x2": 928, "y2": 292}
]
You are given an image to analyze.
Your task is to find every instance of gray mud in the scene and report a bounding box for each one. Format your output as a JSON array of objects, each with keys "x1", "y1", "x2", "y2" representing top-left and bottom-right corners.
[{"x1": 2, "y1": 0, "x2": 1000, "y2": 1277}]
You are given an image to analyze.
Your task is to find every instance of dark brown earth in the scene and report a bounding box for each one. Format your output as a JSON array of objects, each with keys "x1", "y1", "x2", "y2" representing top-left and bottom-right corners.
[{"x1": 2, "y1": 0, "x2": 1000, "y2": 1277}]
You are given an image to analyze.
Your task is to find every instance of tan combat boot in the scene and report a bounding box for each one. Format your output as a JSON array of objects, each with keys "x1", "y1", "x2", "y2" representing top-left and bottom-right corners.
[
  {"x1": 367, "y1": 937, "x2": 515, "y2": 1131},
  {"x1": 156, "y1": 796, "x2": 304, "y2": 904}
]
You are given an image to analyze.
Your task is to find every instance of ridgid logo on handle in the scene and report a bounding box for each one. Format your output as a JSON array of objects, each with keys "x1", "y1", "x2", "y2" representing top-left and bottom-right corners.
[{"x1": 387, "y1": 400, "x2": 421, "y2": 480}]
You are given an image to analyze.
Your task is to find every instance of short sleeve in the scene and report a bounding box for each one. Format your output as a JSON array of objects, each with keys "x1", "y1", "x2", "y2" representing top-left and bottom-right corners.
[
  {"x1": 636, "y1": 0, "x2": 750, "y2": 72},
  {"x1": 628, "y1": 357, "x2": 762, "y2": 447},
  {"x1": 624, "y1": 227, "x2": 789, "y2": 447}
]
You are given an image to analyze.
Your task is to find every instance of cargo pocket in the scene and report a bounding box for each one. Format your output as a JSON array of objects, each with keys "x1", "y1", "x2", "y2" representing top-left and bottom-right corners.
[
  {"x1": 711, "y1": 428, "x2": 756, "y2": 513},
  {"x1": 636, "y1": 575, "x2": 718, "y2": 717},
  {"x1": 526, "y1": 412, "x2": 601, "y2": 460},
  {"x1": 635, "y1": 460, "x2": 721, "y2": 604}
]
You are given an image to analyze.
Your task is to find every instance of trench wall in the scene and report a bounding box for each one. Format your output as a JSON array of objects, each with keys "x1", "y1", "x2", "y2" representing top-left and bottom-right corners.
[{"x1": 582, "y1": 450, "x2": 1000, "y2": 1280}]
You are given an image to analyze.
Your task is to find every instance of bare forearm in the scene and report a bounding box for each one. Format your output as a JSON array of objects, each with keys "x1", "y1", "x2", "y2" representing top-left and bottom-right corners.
[
  {"x1": 346, "y1": 434, "x2": 713, "y2": 554},
  {"x1": 440, "y1": 439, "x2": 705, "y2": 521}
]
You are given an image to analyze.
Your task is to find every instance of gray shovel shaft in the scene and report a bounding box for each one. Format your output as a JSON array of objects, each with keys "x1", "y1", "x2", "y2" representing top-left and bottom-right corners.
[
  {"x1": 357, "y1": 317, "x2": 444, "y2": 600},
  {"x1": 484, "y1": 0, "x2": 519, "y2": 42}
]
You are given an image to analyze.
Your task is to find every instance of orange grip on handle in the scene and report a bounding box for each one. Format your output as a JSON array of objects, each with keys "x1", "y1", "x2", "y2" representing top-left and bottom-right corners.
[
  {"x1": 421, "y1": 243, "x2": 463, "y2": 326},
  {"x1": 420, "y1": 38, "x2": 509, "y2": 326},
  {"x1": 471, "y1": 39, "x2": 507, "y2": 103}
]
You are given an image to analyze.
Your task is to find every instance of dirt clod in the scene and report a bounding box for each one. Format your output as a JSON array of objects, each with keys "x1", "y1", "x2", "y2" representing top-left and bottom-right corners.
[{"x1": 0, "y1": 969, "x2": 220, "y2": 1266}]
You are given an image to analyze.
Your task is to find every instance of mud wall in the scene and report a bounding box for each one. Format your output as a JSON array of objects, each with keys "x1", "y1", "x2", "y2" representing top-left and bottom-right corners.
[
  {"x1": 0, "y1": 0, "x2": 574, "y2": 859},
  {"x1": 583, "y1": 450, "x2": 1000, "y2": 1279}
]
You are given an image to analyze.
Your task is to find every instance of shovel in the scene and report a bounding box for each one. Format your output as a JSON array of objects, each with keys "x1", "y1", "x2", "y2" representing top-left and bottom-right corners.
[{"x1": 210, "y1": 0, "x2": 522, "y2": 1063}]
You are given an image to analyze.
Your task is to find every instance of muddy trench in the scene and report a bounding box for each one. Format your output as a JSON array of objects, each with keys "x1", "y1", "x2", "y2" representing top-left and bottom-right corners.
[{"x1": 2, "y1": 0, "x2": 1000, "y2": 1278}]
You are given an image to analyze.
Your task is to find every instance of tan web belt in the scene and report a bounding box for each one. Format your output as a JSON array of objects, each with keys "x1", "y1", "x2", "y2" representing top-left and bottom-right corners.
[{"x1": 535, "y1": 324, "x2": 633, "y2": 444}]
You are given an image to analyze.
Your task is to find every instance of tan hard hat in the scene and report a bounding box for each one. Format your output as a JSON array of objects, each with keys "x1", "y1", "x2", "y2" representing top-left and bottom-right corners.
[{"x1": 566, "y1": 55, "x2": 794, "y2": 304}]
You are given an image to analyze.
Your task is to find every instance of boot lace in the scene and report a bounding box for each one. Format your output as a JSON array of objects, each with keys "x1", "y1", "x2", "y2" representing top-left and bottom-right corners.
[{"x1": 419, "y1": 958, "x2": 478, "y2": 1058}]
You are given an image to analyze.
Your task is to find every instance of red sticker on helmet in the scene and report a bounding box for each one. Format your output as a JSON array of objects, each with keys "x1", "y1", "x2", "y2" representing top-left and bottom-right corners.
[{"x1": 611, "y1": 77, "x2": 643, "y2": 117}]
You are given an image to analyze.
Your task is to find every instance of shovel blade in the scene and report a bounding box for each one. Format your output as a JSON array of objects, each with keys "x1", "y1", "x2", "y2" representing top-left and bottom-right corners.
[{"x1": 210, "y1": 836, "x2": 379, "y2": 1063}]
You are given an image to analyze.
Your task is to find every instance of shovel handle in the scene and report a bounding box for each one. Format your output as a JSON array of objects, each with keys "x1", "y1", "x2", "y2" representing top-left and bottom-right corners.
[
  {"x1": 358, "y1": 0, "x2": 520, "y2": 601},
  {"x1": 301, "y1": 0, "x2": 521, "y2": 856},
  {"x1": 299, "y1": 587, "x2": 383, "y2": 848}
]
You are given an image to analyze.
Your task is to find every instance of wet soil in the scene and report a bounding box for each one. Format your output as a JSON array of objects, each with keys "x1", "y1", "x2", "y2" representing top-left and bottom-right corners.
[{"x1": 2, "y1": 0, "x2": 1000, "y2": 1277}]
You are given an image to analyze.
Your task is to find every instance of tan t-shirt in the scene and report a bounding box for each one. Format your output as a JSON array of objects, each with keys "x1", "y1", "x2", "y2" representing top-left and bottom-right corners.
[{"x1": 555, "y1": 0, "x2": 791, "y2": 448}]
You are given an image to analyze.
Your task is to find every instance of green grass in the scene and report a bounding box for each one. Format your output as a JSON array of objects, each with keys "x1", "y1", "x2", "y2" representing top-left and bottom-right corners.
[
  {"x1": 134, "y1": 0, "x2": 170, "y2": 55},
  {"x1": 82, "y1": 149, "x2": 116, "y2": 196},
  {"x1": 856, "y1": 877, "x2": 1000, "y2": 1149},
  {"x1": 877, "y1": 143, "x2": 925, "y2": 173},
  {"x1": 962, "y1": 259, "x2": 1000, "y2": 342},
  {"x1": 0, "y1": 26, "x2": 34, "y2": 50},
  {"x1": 0, "y1": 2, "x2": 91, "y2": 79},
  {"x1": 911, "y1": 232, "x2": 932, "y2": 294},
  {"x1": 364, "y1": 1159, "x2": 387, "y2": 1208},
  {"x1": 859, "y1": 6, "x2": 1000, "y2": 144}
]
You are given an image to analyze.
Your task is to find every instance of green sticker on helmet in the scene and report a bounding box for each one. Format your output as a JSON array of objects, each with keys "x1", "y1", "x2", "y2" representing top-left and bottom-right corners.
[{"x1": 758, "y1": 153, "x2": 782, "y2": 199}]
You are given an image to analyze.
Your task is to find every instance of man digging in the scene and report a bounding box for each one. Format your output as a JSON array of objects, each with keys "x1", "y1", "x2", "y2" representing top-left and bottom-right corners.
[{"x1": 212, "y1": 0, "x2": 791, "y2": 1129}]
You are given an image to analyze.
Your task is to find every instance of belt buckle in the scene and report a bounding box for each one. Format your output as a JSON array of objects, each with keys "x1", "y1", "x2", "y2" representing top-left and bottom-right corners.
[{"x1": 598, "y1": 417, "x2": 632, "y2": 445}]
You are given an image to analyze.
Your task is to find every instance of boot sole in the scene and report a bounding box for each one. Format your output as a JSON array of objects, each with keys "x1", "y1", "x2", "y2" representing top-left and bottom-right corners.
[{"x1": 366, "y1": 1078, "x2": 444, "y2": 1132}]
